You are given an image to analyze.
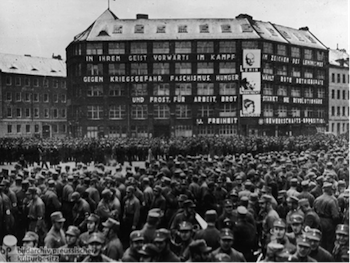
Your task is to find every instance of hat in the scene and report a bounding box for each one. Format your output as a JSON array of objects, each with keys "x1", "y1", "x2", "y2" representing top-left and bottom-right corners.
[
  {"x1": 214, "y1": 253, "x2": 231, "y2": 262},
  {"x1": 51, "y1": 211, "x2": 66, "y2": 222},
  {"x1": 260, "y1": 194, "x2": 272, "y2": 203},
  {"x1": 87, "y1": 213, "x2": 100, "y2": 223},
  {"x1": 249, "y1": 193, "x2": 258, "y2": 202},
  {"x1": 3, "y1": 235, "x2": 17, "y2": 248},
  {"x1": 297, "y1": 236, "x2": 310, "y2": 247},
  {"x1": 130, "y1": 230, "x2": 144, "y2": 242},
  {"x1": 27, "y1": 187, "x2": 38, "y2": 195},
  {"x1": 138, "y1": 244, "x2": 159, "y2": 257},
  {"x1": 48, "y1": 180, "x2": 55, "y2": 187},
  {"x1": 301, "y1": 180, "x2": 309, "y2": 187},
  {"x1": 179, "y1": 221, "x2": 193, "y2": 231},
  {"x1": 237, "y1": 206, "x2": 248, "y2": 215},
  {"x1": 66, "y1": 226, "x2": 81, "y2": 237},
  {"x1": 205, "y1": 210, "x2": 217, "y2": 223},
  {"x1": 322, "y1": 182, "x2": 333, "y2": 189},
  {"x1": 22, "y1": 231, "x2": 39, "y2": 242},
  {"x1": 266, "y1": 242, "x2": 284, "y2": 254},
  {"x1": 336, "y1": 224, "x2": 349, "y2": 235},
  {"x1": 101, "y1": 189, "x2": 112, "y2": 198},
  {"x1": 87, "y1": 233, "x2": 105, "y2": 244},
  {"x1": 220, "y1": 229, "x2": 234, "y2": 240},
  {"x1": 223, "y1": 199, "x2": 233, "y2": 207},
  {"x1": 298, "y1": 198, "x2": 309, "y2": 207},
  {"x1": 183, "y1": 199, "x2": 196, "y2": 208},
  {"x1": 273, "y1": 219, "x2": 286, "y2": 228},
  {"x1": 178, "y1": 194, "x2": 188, "y2": 202},
  {"x1": 306, "y1": 228, "x2": 322, "y2": 241},
  {"x1": 67, "y1": 175, "x2": 74, "y2": 181},
  {"x1": 229, "y1": 190, "x2": 238, "y2": 197},
  {"x1": 189, "y1": 239, "x2": 212, "y2": 253},
  {"x1": 102, "y1": 218, "x2": 120, "y2": 229},
  {"x1": 290, "y1": 213, "x2": 304, "y2": 224},
  {"x1": 154, "y1": 229, "x2": 170, "y2": 242},
  {"x1": 338, "y1": 180, "x2": 346, "y2": 187},
  {"x1": 71, "y1": 192, "x2": 81, "y2": 202}
]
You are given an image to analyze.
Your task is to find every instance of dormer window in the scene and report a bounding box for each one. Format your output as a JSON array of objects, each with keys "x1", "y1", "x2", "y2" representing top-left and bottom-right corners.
[
  {"x1": 178, "y1": 25, "x2": 188, "y2": 33},
  {"x1": 267, "y1": 28, "x2": 278, "y2": 36},
  {"x1": 135, "y1": 24, "x2": 144, "y2": 33},
  {"x1": 113, "y1": 25, "x2": 123, "y2": 34},
  {"x1": 200, "y1": 24, "x2": 209, "y2": 33},
  {"x1": 293, "y1": 32, "x2": 304, "y2": 42},
  {"x1": 9, "y1": 64, "x2": 17, "y2": 70},
  {"x1": 157, "y1": 25, "x2": 166, "y2": 33},
  {"x1": 241, "y1": 24, "x2": 253, "y2": 32},
  {"x1": 220, "y1": 24, "x2": 231, "y2": 33},
  {"x1": 280, "y1": 30, "x2": 291, "y2": 39},
  {"x1": 306, "y1": 35, "x2": 316, "y2": 44},
  {"x1": 98, "y1": 30, "x2": 109, "y2": 36}
]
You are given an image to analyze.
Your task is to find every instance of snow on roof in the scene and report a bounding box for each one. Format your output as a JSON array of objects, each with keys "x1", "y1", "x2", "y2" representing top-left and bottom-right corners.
[
  {"x1": 0, "y1": 53, "x2": 66, "y2": 77},
  {"x1": 329, "y1": 48, "x2": 349, "y2": 67}
]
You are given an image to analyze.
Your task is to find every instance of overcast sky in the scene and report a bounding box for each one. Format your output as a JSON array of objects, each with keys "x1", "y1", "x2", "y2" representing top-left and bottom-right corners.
[{"x1": 0, "y1": 0, "x2": 348, "y2": 60}]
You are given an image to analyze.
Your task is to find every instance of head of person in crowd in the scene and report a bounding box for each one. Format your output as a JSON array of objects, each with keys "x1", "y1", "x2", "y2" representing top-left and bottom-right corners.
[
  {"x1": 87, "y1": 232, "x2": 105, "y2": 258},
  {"x1": 219, "y1": 228, "x2": 234, "y2": 253},
  {"x1": 322, "y1": 181, "x2": 334, "y2": 195},
  {"x1": 305, "y1": 228, "x2": 322, "y2": 252},
  {"x1": 101, "y1": 188, "x2": 113, "y2": 202},
  {"x1": 129, "y1": 230, "x2": 145, "y2": 252},
  {"x1": 153, "y1": 228, "x2": 171, "y2": 254},
  {"x1": 71, "y1": 191, "x2": 81, "y2": 204},
  {"x1": 51, "y1": 211, "x2": 66, "y2": 232},
  {"x1": 87, "y1": 213, "x2": 100, "y2": 234},
  {"x1": 298, "y1": 198, "x2": 311, "y2": 214},
  {"x1": 335, "y1": 224, "x2": 349, "y2": 246},
  {"x1": 178, "y1": 221, "x2": 194, "y2": 243},
  {"x1": 287, "y1": 196, "x2": 299, "y2": 211},
  {"x1": 138, "y1": 243, "x2": 159, "y2": 262},
  {"x1": 183, "y1": 199, "x2": 196, "y2": 216},
  {"x1": 102, "y1": 218, "x2": 120, "y2": 239},
  {"x1": 271, "y1": 219, "x2": 287, "y2": 242},
  {"x1": 265, "y1": 242, "x2": 285, "y2": 262},
  {"x1": 189, "y1": 239, "x2": 212, "y2": 262},
  {"x1": 337, "y1": 180, "x2": 346, "y2": 194},
  {"x1": 290, "y1": 213, "x2": 304, "y2": 236},
  {"x1": 223, "y1": 199, "x2": 234, "y2": 216},
  {"x1": 65, "y1": 226, "x2": 80, "y2": 247},
  {"x1": 22, "y1": 231, "x2": 39, "y2": 249},
  {"x1": 153, "y1": 185, "x2": 162, "y2": 198},
  {"x1": 296, "y1": 236, "x2": 311, "y2": 258},
  {"x1": 26, "y1": 186, "x2": 38, "y2": 200},
  {"x1": 204, "y1": 210, "x2": 217, "y2": 227},
  {"x1": 237, "y1": 205, "x2": 248, "y2": 221},
  {"x1": 126, "y1": 186, "x2": 135, "y2": 199},
  {"x1": 259, "y1": 194, "x2": 273, "y2": 213}
]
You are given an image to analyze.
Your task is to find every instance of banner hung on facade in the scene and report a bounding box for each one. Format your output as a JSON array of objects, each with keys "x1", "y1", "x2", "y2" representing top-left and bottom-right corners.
[
  {"x1": 242, "y1": 49, "x2": 261, "y2": 69},
  {"x1": 241, "y1": 94, "x2": 261, "y2": 117},
  {"x1": 240, "y1": 72, "x2": 261, "y2": 94}
]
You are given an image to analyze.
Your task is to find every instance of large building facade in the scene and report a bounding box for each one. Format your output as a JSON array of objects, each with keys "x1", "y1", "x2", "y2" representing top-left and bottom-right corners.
[
  {"x1": 0, "y1": 53, "x2": 67, "y2": 138},
  {"x1": 66, "y1": 10, "x2": 328, "y2": 138},
  {"x1": 328, "y1": 48, "x2": 349, "y2": 135}
]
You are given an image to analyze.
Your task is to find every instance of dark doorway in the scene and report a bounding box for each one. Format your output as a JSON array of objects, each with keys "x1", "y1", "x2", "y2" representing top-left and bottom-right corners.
[{"x1": 153, "y1": 125, "x2": 170, "y2": 138}]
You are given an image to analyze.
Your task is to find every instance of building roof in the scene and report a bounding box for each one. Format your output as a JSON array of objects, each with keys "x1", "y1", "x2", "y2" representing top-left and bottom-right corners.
[
  {"x1": 0, "y1": 53, "x2": 66, "y2": 77},
  {"x1": 70, "y1": 9, "x2": 327, "y2": 50},
  {"x1": 329, "y1": 48, "x2": 349, "y2": 67}
]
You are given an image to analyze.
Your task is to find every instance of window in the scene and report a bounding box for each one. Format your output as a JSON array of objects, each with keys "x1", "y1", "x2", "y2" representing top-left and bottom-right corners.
[
  {"x1": 26, "y1": 125, "x2": 30, "y2": 133},
  {"x1": 305, "y1": 87, "x2": 313, "y2": 98},
  {"x1": 33, "y1": 78, "x2": 39, "y2": 87},
  {"x1": 156, "y1": 25, "x2": 166, "y2": 34},
  {"x1": 219, "y1": 83, "x2": 237, "y2": 95},
  {"x1": 317, "y1": 88, "x2": 325, "y2": 98},
  {"x1": 304, "y1": 49, "x2": 313, "y2": 60},
  {"x1": 291, "y1": 87, "x2": 301, "y2": 97},
  {"x1": 175, "y1": 41, "x2": 191, "y2": 53},
  {"x1": 108, "y1": 64, "x2": 125, "y2": 75},
  {"x1": 263, "y1": 42, "x2": 273, "y2": 54},
  {"x1": 87, "y1": 85, "x2": 103, "y2": 97},
  {"x1": 277, "y1": 105, "x2": 287, "y2": 117},
  {"x1": 154, "y1": 104, "x2": 170, "y2": 119},
  {"x1": 219, "y1": 103, "x2": 236, "y2": 117},
  {"x1": 6, "y1": 76, "x2": 12, "y2": 85},
  {"x1": 317, "y1": 109, "x2": 325, "y2": 118},
  {"x1": 263, "y1": 63, "x2": 273, "y2": 74},
  {"x1": 53, "y1": 79, "x2": 59, "y2": 88},
  {"x1": 262, "y1": 83, "x2": 273, "y2": 95},
  {"x1": 175, "y1": 63, "x2": 191, "y2": 74},
  {"x1": 44, "y1": 94, "x2": 49, "y2": 102},
  {"x1": 175, "y1": 125, "x2": 193, "y2": 137},
  {"x1": 197, "y1": 62, "x2": 213, "y2": 74},
  {"x1": 277, "y1": 44, "x2": 287, "y2": 56},
  {"x1": 7, "y1": 107, "x2": 12, "y2": 118},
  {"x1": 86, "y1": 43, "x2": 103, "y2": 55},
  {"x1": 292, "y1": 107, "x2": 301, "y2": 117},
  {"x1": 175, "y1": 83, "x2": 192, "y2": 95},
  {"x1": 197, "y1": 105, "x2": 214, "y2": 117},
  {"x1": 25, "y1": 108, "x2": 31, "y2": 118},
  {"x1": 343, "y1": 74, "x2": 346, "y2": 83},
  {"x1": 131, "y1": 84, "x2": 148, "y2": 96},
  {"x1": 153, "y1": 84, "x2": 170, "y2": 96},
  {"x1": 219, "y1": 41, "x2": 236, "y2": 53},
  {"x1": 61, "y1": 94, "x2": 66, "y2": 103},
  {"x1": 153, "y1": 42, "x2": 170, "y2": 54},
  {"x1": 291, "y1": 47, "x2": 300, "y2": 58},
  {"x1": 109, "y1": 126, "x2": 127, "y2": 138},
  {"x1": 292, "y1": 67, "x2": 301, "y2": 77},
  {"x1": 130, "y1": 42, "x2": 147, "y2": 54},
  {"x1": 87, "y1": 126, "x2": 98, "y2": 138},
  {"x1": 109, "y1": 84, "x2": 125, "y2": 96},
  {"x1": 131, "y1": 105, "x2": 148, "y2": 119},
  {"x1": 263, "y1": 104, "x2": 273, "y2": 117},
  {"x1": 221, "y1": 24, "x2": 232, "y2": 33},
  {"x1": 337, "y1": 74, "x2": 341, "y2": 83},
  {"x1": 331, "y1": 123, "x2": 334, "y2": 132},
  {"x1": 178, "y1": 25, "x2": 188, "y2": 33},
  {"x1": 25, "y1": 78, "x2": 31, "y2": 86},
  {"x1": 53, "y1": 94, "x2": 58, "y2": 103},
  {"x1": 87, "y1": 106, "x2": 103, "y2": 119},
  {"x1": 34, "y1": 108, "x2": 39, "y2": 118},
  {"x1": 199, "y1": 24, "x2": 210, "y2": 33},
  {"x1": 197, "y1": 41, "x2": 213, "y2": 53},
  {"x1": 7, "y1": 125, "x2": 12, "y2": 134},
  {"x1": 304, "y1": 107, "x2": 313, "y2": 118},
  {"x1": 17, "y1": 125, "x2": 21, "y2": 133},
  {"x1": 198, "y1": 126, "x2": 215, "y2": 136},
  {"x1": 61, "y1": 109, "x2": 66, "y2": 118},
  {"x1": 15, "y1": 77, "x2": 21, "y2": 86},
  {"x1": 87, "y1": 64, "x2": 103, "y2": 75},
  {"x1": 15, "y1": 92, "x2": 21, "y2": 102},
  {"x1": 197, "y1": 83, "x2": 214, "y2": 95},
  {"x1": 176, "y1": 105, "x2": 192, "y2": 119},
  {"x1": 219, "y1": 125, "x2": 237, "y2": 136},
  {"x1": 219, "y1": 62, "x2": 236, "y2": 74},
  {"x1": 337, "y1": 90, "x2": 340, "y2": 99},
  {"x1": 131, "y1": 63, "x2": 147, "y2": 75},
  {"x1": 134, "y1": 24, "x2": 144, "y2": 33},
  {"x1": 43, "y1": 78, "x2": 49, "y2": 87},
  {"x1": 109, "y1": 105, "x2": 126, "y2": 119},
  {"x1": 343, "y1": 90, "x2": 346, "y2": 100},
  {"x1": 317, "y1": 70, "x2": 325, "y2": 79},
  {"x1": 33, "y1": 93, "x2": 39, "y2": 102},
  {"x1": 241, "y1": 41, "x2": 258, "y2": 49},
  {"x1": 6, "y1": 92, "x2": 12, "y2": 101},
  {"x1": 130, "y1": 125, "x2": 148, "y2": 138},
  {"x1": 316, "y1": 51, "x2": 324, "y2": 61},
  {"x1": 44, "y1": 108, "x2": 49, "y2": 118},
  {"x1": 276, "y1": 65, "x2": 288, "y2": 76},
  {"x1": 332, "y1": 73, "x2": 335, "y2": 83},
  {"x1": 53, "y1": 108, "x2": 58, "y2": 118},
  {"x1": 277, "y1": 85, "x2": 287, "y2": 96},
  {"x1": 108, "y1": 42, "x2": 125, "y2": 54},
  {"x1": 153, "y1": 63, "x2": 169, "y2": 74},
  {"x1": 60, "y1": 124, "x2": 66, "y2": 133},
  {"x1": 331, "y1": 90, "x2": 335, "y2": 99},
  {"x1": 304, "y1": 68, "x2": 313, "y2": 79},
  {"x1": 343, "y1": 106, "x2": 346, "y2": 116}
]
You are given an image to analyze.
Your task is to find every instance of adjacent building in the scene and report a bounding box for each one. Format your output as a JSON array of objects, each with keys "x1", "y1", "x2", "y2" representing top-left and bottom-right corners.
[
  {"x1": 328, "y1": 48, "x2": 349, "y2": 135},
  {"x1": 66, "y1": 9, "x2": 329, "y2": 138},
  {"x1": 0, "y1": 53, "x2": 67, "y2": 138}
]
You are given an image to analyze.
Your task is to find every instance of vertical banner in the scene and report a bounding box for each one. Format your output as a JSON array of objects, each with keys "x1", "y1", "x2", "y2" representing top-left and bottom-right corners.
[
  {"x1": 241, "y1": 94, "x2": 261, "y2": 117},
  {"x1": 240, "y1": 72, "x2": 261, "y2": 94},
  {"x1": 242, "y1": 49, "x2": 261, "y2": 69}
]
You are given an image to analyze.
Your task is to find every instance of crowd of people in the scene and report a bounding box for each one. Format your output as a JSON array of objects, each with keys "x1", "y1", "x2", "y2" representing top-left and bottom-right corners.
[{"x1": 0, "y1": 133, "x2": 348, "y2": 262}]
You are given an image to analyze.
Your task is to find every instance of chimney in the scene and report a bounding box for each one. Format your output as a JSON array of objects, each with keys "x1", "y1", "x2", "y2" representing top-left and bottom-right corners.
[
  {"x1": 52, "y1": 54, "x2": 62, "y2": 60},
  {"x1": 24, "y1": 54, "x2": 31, "y2": 57},
  {"x1": 299, "y1": 26, "x2": 309, "y2": 31},
  {"x1": 235, "y1": 14, "x2": 253, "y2": 21},
  {"x1": 136, "y1": 14, "x2": 149, "y2": 19}
]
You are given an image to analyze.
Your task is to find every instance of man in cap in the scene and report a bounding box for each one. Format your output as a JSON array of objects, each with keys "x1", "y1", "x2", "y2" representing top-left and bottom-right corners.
[
  {"x1": 78, "y1": 214, "x2": 101, "y2": 248},
  {"x1": 170, "y1": 199, "x2": 197, "y2": 231},
  {"x1": 291, "y1": 236, "x2": 316, "y2": 262},
  {"x1": 194, "y1": 210, "x2": 221, "y2": 250},
  {"x1": 101, "y1": 218, "x2": 124, "y2": 260},
  {"x1": 188, "y1": 239, "x2": 213, "y2": 262},
  {"x1": 71, "y1": 191, "x2": 91, "y2": 228},
  {"x1": 313, "y1": 181, "x2": 340, "y2": 252},
  {"x1": 122, "y1": 186, "x2": 141, "y2": 244},
  {"x1": 62, "y1": 175, "x2": 75, "y2": 228},
  {"x1": 306, "y1": 228, "x2": 334, "y2": 262},
  {"x1": 212, "y1": 228, "x2": 246, "y2": 262},
  {"x1": 260, "y1": 242, "x2": 285, "y2": 262},
  {"x1": 269, "y1": 219, "x2": 296, "y2": 255},
  {"x1": 82, "y1": 232, "x2": 113, "y2": 262},
  {"x1": 297, "y1": 180, "x2": 315, "y2": 207},
  {"x1": 22, "y1": 231, "x2": 39, "y2": 249},
  {"x1": 44, "y1": 211, "x2": 66, "y2": 248},
  {"x1": 122, "y1": 230, "x2": 145, "y2": 262},
  {"x1": 150, "y1": 185, "x2": 166, "y2": 216},
  {"x1": 332, "y1": 224, "x2": 349, "y2": 261},
  {"x1": 140, "y1": 210, "x2": 161, "y2": 243},
  {"x1": 95, "y1": 189, "x2": 117, "y2": 223},
  {"x1": 59, "y1": 226, "x2": 81, "y2": 262},
  {"x1": 0, "y1": 181, "x2": 14, "y2": 238},
  {"x1": 153, "y1": 228, "x2": 180, "y2": 262},
  {"x1": 259, "y1": 194, "x2": 280, "y2": 247},
  {"x1": 298, "y1": 198, "x2": 320, "y2": 230},
  {"x1": 138, "y1": 243, "x2": 160, "y2": 262},
  {"x1": 217, "y1": 199, "x2": 237, "y2": 230},
  {"x1": 286, "y1": 213, "x2": 305, "y2": 245},
  {"x1": 42, "y1": 179, "x2": 61, "y2": 229},
  {"x1": 85, "y1": 178, "x2": 101, "y2": 212},
  {"x1": 287, "y1": 178, "x2": 300, "y2": 198},
  {"x1": 174, "y1": 221, "x2": 194, "y2": 262}
]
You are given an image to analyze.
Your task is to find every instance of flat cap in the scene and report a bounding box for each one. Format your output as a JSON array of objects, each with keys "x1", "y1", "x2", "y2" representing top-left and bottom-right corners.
[
  {"x1": 66, "y1": 226, "x2": 81, "y2": 237},
  {"x1": 130, "y1": 230, "x2": 144, "y2": 241},
  {"x1": 22, "y1": 231, "x2": 39, "y2": 242},
  {"x1": 88, "y1": 232, "x2": 105, "y2": 244}
]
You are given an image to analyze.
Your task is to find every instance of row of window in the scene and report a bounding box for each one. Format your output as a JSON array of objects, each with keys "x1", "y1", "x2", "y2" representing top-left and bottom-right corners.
[
  {"x1": 74, "y1": 41, "x2": 325, "y2": 60},
  {"x1": 7, "y1": 124, "x2": 66, "y2": 134},
  {"x1": 331, "y1": 73, "x2": 349, "y2": 84},
  {"x1": 262, "y1": 84, "x2": 325, "y2": 98},
  {"x1": 330, "y1": 89, "x2": 349, "y2": 100},
  {"x1": 83, "y1": 104, "x2": 325, "y2": 120},
  {"x1": 329, "y1": 122, "x2": 349, "y2": 135},
  {"x1": 330, "y1": 106, "x2": 349, "y2": 117},
  {"x1": 6, "y1": 108, "x2": 66, "y2": 119},
  {"x1": 5, "y1": 76, "x2": 66, "y2": 88},
  {"x1": 4, "y1": 92, "x2": 66, "y2": 103}
]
